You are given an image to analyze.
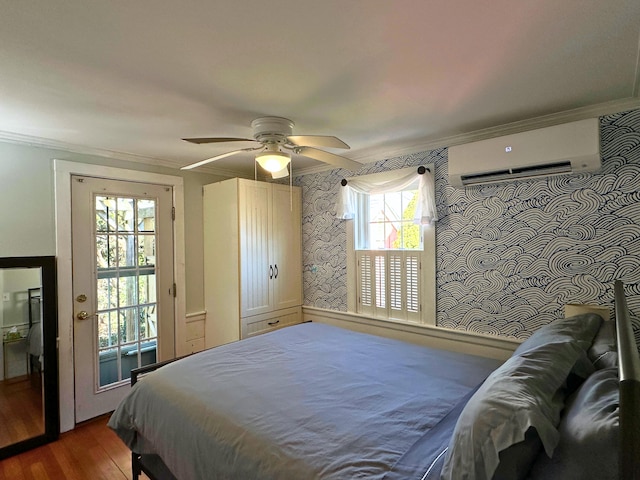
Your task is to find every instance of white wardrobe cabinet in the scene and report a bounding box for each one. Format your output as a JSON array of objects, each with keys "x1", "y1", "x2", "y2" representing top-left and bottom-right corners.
[{"x1": 203, "y1": 178, "x2": 302, "y2": 347}]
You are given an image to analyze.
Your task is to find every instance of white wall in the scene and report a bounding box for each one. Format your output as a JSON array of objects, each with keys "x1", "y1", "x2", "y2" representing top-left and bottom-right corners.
[
  {"x1": 0, "y1": 140, "x2": 226, "y2": 428},
  {"x1": 1, "y1": 267, "x2": 40, "y2": 326},
  {"x1": 0, "y1": 143, "x2": 56, "y2": 256},
  {"x1": 0, "y1": 141, "x2": 223, "y2": 312}
]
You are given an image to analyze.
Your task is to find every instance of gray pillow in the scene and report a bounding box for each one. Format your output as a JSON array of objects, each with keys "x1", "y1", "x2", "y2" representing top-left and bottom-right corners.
[
  {"x1": 514, "y1": 313, "x2": 602, "y2": 356},
  {"x1": 588, "y1": 320, "x2": 618, "y2": 369},
  {"x1": 492, "y1": 427, "x2": 541, "y2": 480},
  {"x1": 527, "y1": 367, "x2": 619, "y2": 480},
  {"x1": 514, "y1": 313, "x2": 602, "y2": 381},
  {"x1": 441, "y1": 341, "x2": 584, "y2": 480}
]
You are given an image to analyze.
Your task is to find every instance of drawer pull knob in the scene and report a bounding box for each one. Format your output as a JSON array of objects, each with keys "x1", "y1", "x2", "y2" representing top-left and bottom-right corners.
[{"x1": 268, "y1": 320, "x2": 280, "y2": 326}]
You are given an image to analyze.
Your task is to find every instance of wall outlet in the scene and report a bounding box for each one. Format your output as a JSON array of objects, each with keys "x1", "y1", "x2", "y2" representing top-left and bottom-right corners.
[{"x1": 2, "y1": 293, "x2": 10, "y2": 302}]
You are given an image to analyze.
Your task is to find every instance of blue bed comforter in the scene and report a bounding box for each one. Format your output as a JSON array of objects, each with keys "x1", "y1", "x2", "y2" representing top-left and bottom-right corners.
[{"x1": 108, "y1": 322, "x2": 500, "y2": 480}]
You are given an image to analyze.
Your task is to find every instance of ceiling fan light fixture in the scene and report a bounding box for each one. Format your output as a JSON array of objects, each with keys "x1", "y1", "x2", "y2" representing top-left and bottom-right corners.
[
  {"x1": 255, "y1": 151, "x2": 291, "y2": 173},
  {"x1": 271, "y1": 165, "x2": 290, "y2": 179}
]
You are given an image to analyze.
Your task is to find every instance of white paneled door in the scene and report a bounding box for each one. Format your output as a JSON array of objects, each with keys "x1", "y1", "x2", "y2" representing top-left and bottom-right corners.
[{"x1": 71, "y1": 176, "x2": 175, "y2": 423}]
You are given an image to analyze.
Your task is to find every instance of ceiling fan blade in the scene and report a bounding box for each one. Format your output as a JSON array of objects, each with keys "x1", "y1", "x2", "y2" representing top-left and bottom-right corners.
[
  {"x1": 287, "y1": 135, "x2": 350, "y2": 149},
  {"x1": 180, "y1": 148, "x2": 260, "y2": 170},
  {"x1": 182, "y1": 137, "x2": 254, "y2": 144},
  {"x1": 295, "y1": 147, "x2": 361, "y2": 171}
]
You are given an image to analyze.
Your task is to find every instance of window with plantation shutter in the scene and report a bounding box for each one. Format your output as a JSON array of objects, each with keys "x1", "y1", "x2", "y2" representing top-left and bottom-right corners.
[
  {"x1": 342, "y1": 165, "x2": 435, "y2": 326},
  {"x1": 356, "y1": 250, "x2": 421, "y2": 321}
]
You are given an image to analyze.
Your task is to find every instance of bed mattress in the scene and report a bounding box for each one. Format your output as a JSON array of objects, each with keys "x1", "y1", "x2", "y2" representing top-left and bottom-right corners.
[{"x1": 109, "y1": 322, "x2": 501, "y2": 479}]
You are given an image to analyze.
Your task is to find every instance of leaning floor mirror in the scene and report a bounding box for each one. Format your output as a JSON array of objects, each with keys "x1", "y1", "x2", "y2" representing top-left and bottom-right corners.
[{"x1": 0, "y1": 256, "x2": 59, "y2": 459}]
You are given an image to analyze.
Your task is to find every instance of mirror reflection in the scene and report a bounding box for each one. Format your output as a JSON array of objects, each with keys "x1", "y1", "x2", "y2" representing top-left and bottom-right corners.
[{"x1": 0, "y1": 267, "x2": 44, "y2": 448}]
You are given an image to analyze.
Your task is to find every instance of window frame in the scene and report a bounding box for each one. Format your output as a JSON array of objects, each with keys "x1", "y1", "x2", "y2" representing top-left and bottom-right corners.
[{"x1": 345, "y1": 164, "x2": 436, "y2": 325}]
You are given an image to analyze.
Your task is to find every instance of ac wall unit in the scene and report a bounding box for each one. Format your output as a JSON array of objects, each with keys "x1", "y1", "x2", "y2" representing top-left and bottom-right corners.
[{"x1": 448, "y1": 118, "x2": 601, "y2": 187}]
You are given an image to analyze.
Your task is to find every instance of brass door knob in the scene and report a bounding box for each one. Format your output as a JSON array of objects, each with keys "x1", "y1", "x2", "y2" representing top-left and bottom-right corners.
[{"x1": 76, "y1": 311, "x2": 94, "y2": 321}]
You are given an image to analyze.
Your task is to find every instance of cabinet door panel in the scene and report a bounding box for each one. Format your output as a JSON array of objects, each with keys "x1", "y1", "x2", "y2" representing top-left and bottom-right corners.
[
  {"x1": 271, "y1": 184, "x2": 303, "y2": 310},
  {"x1": 239, "y1": 181, "x2": 272, "y2": 316}
]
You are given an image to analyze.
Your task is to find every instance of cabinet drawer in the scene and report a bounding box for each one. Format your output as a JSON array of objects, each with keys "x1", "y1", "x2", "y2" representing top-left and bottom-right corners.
[
  {"x1": 241, "y1": 307, "x2": 302, "y2": 338},
  {"x1": 185, "y1": 319, "x2": 205, "y2": 341},
  {"x1": 186, "y1": 338, "x2": 205, "y2": 354}
]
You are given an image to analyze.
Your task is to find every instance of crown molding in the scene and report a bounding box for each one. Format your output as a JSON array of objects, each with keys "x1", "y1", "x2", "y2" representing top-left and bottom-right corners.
[
  {"x1": 0, "y1": 129, "x2": 251, "y2": 178},
  {"x1": 0, "y1": 130, "x2": 186, "y2": 169},
  {"x1": 3, "y1": 97, "x2": 639, "y2": 179},
  {"x1": 293, "y1": 97, "x2": 640, "y2": 177},
  {"x1": 349, "y1": 97, "x2": 640, "y2": 164}
]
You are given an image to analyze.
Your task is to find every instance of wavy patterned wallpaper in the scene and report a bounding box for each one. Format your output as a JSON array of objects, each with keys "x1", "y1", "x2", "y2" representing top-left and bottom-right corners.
[{"x1": 296, "y1": 109, "x2": 640, "y2": 343}]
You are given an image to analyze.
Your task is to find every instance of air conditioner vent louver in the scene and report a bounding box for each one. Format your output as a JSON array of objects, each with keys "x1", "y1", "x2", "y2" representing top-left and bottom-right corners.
[
  {"x1": 461, "y1": 161, "x2": 572, "y2": 186},
  {"x1": 448, "y1": 118, "x2": 601, "y2": 187}
]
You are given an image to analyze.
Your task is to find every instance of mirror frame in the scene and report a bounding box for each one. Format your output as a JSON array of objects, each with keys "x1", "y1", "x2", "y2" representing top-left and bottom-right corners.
[{"x1": 0, "y1": 256, "x2": 59, "y2": 459}]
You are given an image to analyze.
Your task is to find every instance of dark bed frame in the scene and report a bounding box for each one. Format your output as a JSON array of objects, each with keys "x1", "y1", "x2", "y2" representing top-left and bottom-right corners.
[
  {"x1": 129, "y1": 280, "x2": 640, "y2": 480},
  {"x1": 614, "y1": 280, "x2": 640, "y2": 480}
]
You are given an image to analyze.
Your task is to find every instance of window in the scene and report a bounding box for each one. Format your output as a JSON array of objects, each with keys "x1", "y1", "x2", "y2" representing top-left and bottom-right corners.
[
  {"x1": 355, "y1": 183, "x2": 423, "y2": 322},
  {"x1": 355, "y1": 185, "x2": 422, "y2": 250},
  {"x1": 338, "y1": 166, "x2": 436, "y2": 325}
]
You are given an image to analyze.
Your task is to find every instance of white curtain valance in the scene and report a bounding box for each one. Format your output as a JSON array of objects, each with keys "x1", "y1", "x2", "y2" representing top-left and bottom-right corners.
[{"x1": 335, "y1": 167, "x2": 438, "y2": 224}]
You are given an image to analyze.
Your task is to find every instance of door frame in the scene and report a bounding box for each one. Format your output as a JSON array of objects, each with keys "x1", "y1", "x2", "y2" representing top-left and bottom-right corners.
[{"x1": 54, "y1": 160, "x2": 185, "y2": 433}]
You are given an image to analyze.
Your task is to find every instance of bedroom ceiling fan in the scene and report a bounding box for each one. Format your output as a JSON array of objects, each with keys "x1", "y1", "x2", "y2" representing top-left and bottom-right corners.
[{"x1": 180, "y1": 116, "x2": 362, "y2": 177}]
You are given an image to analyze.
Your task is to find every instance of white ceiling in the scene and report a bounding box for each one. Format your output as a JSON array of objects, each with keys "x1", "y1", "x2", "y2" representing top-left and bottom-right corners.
[{"x1": 1, "y1": 0, "x2": 639, "y2": 177}]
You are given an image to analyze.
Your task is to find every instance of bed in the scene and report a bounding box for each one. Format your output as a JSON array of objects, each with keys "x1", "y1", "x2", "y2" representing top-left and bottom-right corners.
[{"x1": 109, "y1": 280, "x2": 640, "y2": 480}]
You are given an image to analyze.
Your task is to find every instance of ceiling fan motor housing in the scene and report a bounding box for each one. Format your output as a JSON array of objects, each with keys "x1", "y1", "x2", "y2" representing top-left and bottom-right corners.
[{"x1": 251, "y1": 116, "x2": 294, "y2": 144}]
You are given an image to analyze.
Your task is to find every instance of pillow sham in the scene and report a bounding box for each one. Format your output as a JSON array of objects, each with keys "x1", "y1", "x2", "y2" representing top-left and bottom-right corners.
[
  {"x1": 587, "y1": 320, "x2": 618, "y2": 369},
  {"x1": 440, "y1": 341, "x2": 584, "y2": 480},
  {"x1": 513, "y1": 313, "x2": 602, "y2": 381},
  {"x1": 527, "y1": 367, "x2": 619, "y2": 480},
  {"x1": 513, "y1": 313, "x2": 602, "y2": 356}
]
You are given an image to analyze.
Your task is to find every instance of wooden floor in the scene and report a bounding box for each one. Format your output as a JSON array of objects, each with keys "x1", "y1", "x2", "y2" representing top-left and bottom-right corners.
[
  {"x1": 0, "y1": 414, "x2": 150, "y2": 480},
  {"x1": 0, "y1": 374, "x2": 43, "y2": 448}
]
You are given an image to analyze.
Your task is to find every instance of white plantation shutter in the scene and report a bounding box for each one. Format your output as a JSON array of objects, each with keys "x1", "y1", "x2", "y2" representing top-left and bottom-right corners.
[
  {"x1": 374, "y1": 254, "x2": 386, "y2": 310},
  {"x1": 357, "y1": 250, "x2": 421, "y2": 321},
  {"x1": 358, "y1": 252, "x2": 373, "y2": 316},
  {"x1": 389, "y1": 253, "x2": 403, "y2": 315},
  {"x1": 405, "y1": 252, "x2": 421, "y2": 322}
]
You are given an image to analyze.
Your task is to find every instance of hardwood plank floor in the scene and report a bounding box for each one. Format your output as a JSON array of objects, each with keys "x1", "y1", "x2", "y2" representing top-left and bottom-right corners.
[
  {"x1": 0, "y1": 374, "x2": 44, "y2": 448},
  {"x1": 0, "y1": 414, "x2": 150, "y2": 480}
]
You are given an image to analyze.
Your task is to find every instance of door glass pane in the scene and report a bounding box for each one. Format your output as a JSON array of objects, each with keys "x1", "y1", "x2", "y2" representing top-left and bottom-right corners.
[
  {"x1": 118, "y1": 235, "x2": 136, "y2": 267},
  {"x1": 117, "y1": 198, "x2": 135, "y2": 232},
  {"x1": 97, "y1": 278, "x2": 117, "y2": 310},
  {"x1": 95, "y1": 196, "x2": 110, "y2": 232},
  {"x1": 95, "y1": 195, "x2": 159, "y2": 388},
  {"x1": 138, "y1": 235, "x2": 155, "y2": 266},
  {"x1": 119, "y1": 307, "x2": 138, "y2": 344},
  {"x1": 138, "y1": 272, "x2": 156, "y2": 304},
  {"x1": 139, "y1": 306, "x2": 157, "y2": 340},
  {"x1": 96, "y1": 235, "x2": 117, "y2": 268},
  {"x1": 104, "y1": 197, "x2": 117, "y2": 232},
  {"x1": 98, "y1": 348, "x2": 118, "y2": 387},
  {"x1": 118, "y1": 275, "x2": 137, "y2": 307},
  {"x1": 138, "y1": 200, "x2": 155, "y2": 232},
  {"x1": 98, "y1": 311, "x2": 118, "y2": 348}
]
